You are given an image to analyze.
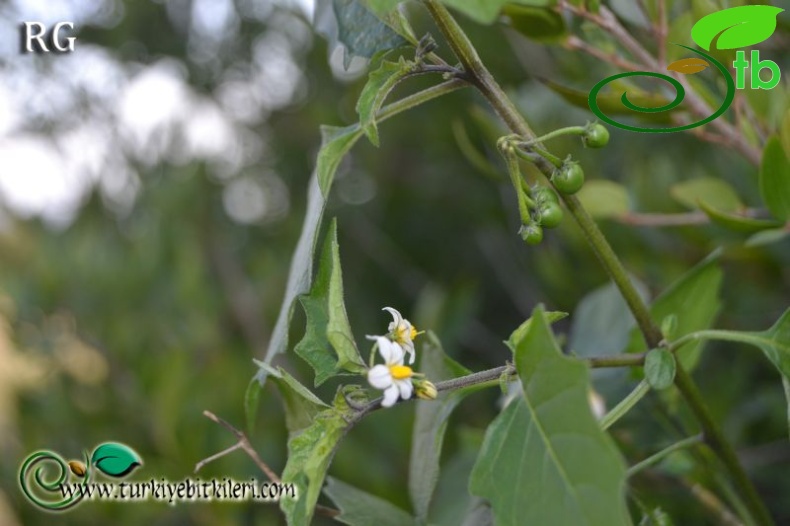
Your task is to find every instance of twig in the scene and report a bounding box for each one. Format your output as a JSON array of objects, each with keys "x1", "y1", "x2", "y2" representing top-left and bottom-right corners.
[
  {"x1": 657, "y1": 0, "x2": 667, "y2": 68},
  {"x1": 196, "y1": 410, "x2": 281, "y2": 483},
  {"x1": 564, "y1": 35, "x2": 642, "y2": 72},
  {"x1": 618, "y1": 211, "x2": 710, "y2": 227}
]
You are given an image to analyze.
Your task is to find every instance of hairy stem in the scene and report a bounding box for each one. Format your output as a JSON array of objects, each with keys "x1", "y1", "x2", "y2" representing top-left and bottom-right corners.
[{"x1": 627, "y1": 434, "x2": 703, "y2": 477}]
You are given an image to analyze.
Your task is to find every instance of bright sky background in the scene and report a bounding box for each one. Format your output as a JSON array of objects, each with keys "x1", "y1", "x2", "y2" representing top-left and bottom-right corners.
[{"x1": 0, "y1": 0, "x2": 315, "y2": 227}]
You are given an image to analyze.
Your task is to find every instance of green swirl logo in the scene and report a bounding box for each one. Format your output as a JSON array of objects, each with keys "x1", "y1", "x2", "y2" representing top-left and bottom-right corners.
[
  {"x1": 588, "y1": 6, "x2": 783, "y2": 133},
  {"x1": 19, "y1": 442, "x2": 142, "y2": 512}
]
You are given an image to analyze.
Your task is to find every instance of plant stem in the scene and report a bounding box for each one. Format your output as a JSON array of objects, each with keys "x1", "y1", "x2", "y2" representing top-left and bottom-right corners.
[
  {"x1": 601, "y1": 380, "x2": 651, "y2": 430},
  {"x1": 627, "y1": 434, "x2": 703, "y2": 477},
  {"x1": 423, "y1": 2, "x2": 773, "y2": 523}
]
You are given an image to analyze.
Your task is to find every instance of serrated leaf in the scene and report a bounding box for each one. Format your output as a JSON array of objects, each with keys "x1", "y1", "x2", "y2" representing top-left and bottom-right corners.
[
  {"x1": 318, "y1": 0, "x2": 408, "y2": 69},
  {"x1": 324, "y1": 477, "x2": 415, "y2": 526},
  {"x1": 577, "y1": 180, "x2": 631, "y2": 219},
  {"x1": 470, "y1": 306, "x2": 631, "y2": 526},
  {"x1": 759, "y1": 136, "x2": 790, "y2": 222},
  {"x1": 90, "y1": 443, "x2": 142, "y2": 478},
  {"x1": 295, "y1": 220, "x2": 365, "y2": 386},
  {"x1": 670, "y1": 177, "x2": 742, "y2": 212},
  {"x1": 644, "y1": 349, "x2": 676, "y2": 390},
  {"x1": 441, "y1": 0, "x2": 555, "y2": 25},
  {"x1": 627, "y1": 252, "x2": 722, "y2": 370},
  {"x1": 280, "y1": 390, "x2": 354, "y2": 525},
  {"x1": 357, "y1": 58, "x2": 412, "y2": 147},
  {"x1": 691, "y1": 5, "x2": 783, "y2": 51},
  {"x1": 409, "y1": 333, "x2": 471, "y2": 522},
  {"x1": 503, "y1": 5, "x2": 567, "y2": 43},
  {"x1": 699, "y1": 200, "x2": 784, "y2": 233},
  {"x1": 257, "y1": 361, "x2": 329, "y2": 436}
]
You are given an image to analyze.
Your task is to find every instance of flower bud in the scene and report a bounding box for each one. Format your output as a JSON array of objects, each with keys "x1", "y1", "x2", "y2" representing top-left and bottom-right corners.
[{"x1": 414, "y1": 379, "x2": 438, "y2": 401}]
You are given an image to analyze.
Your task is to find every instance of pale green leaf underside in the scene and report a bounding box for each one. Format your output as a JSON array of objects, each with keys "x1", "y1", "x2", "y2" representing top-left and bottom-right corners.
[
  {"x1": 577, "y1": 180, "x2": 631, "y2": 219},
  {"x1": 670, "y1": 177, "x2": 742, "y2": 213},
  {"x1": 324, "y1": 477, "x2": 416, "y2": 526},
  {"x1": 331, "y1": 0, "x2": 407, "y2": 68},
  {"x1": 470, "y1": 307, "x2": 631, "y2": 526}
]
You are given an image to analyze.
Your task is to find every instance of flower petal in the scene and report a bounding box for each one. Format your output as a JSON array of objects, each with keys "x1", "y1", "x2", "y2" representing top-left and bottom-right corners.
[
  {"x1": 381, "y1": 385, "x2": 400, "y2": 407},
  {"x1": 383, "y1": 306, "x2": 402, "y2": 333},
  {"x1": 403, "y1": 341, "x2": 416, "y2": 365},
  {"x1": 367, "y1": 365, "x2": 392, "y2": 390},
  {"x1": 376, "y1": 336, "x2": 404, "y2": 365},
  {"x1": 397, "y1": 379, "x2": 413, "y2": 401}
]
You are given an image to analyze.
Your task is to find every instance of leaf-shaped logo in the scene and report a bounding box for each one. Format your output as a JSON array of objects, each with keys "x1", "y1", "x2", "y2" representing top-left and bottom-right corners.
[
  {"x1": 90, "y1": 443, "x2": 142, "y2": 478},
  {"x1": 667, "y1": 58, "x2": 710, "y2": 75},
  {"x1": 691, "y1": 5, "x2": 784, "y2": 51}
]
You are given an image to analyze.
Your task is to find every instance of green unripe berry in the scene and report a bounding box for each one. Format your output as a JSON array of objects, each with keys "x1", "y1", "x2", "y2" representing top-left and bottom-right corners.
[
  {"x1": 519, "y1": 223, "x2": 543, "y2": 245},
  {"x1": 582, "y1": 123, "x2": 609, "y2": 148},
  {"x1": 552, "y1": 161, "x2": 585, "y2": 195},
  {"x1": 537, "y1": 204, "x2": 563, "y2": 228},
  {"x1": 532, "y1": 185, "x2": 559, "y2": 205}
]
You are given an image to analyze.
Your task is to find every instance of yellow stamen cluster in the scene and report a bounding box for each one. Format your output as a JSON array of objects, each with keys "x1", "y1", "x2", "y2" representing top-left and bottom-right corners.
[{"x1": 389, "y1": 364, "x2": 414, "y2": 380}]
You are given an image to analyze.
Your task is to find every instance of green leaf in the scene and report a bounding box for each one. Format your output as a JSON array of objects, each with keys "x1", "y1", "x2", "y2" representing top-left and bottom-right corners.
[
  {"x1": 324, "y1": 477, "x2": 416, "y2": 526},
  {"x1": 470, "y1": 306, "x2": 631, "y2": 526},
  {"x1": 295, "y1": 220, "x2": 366, "y2": 386},
  {"x1": 90, "y1": 443, "x2": 142, "y2": 478},
  {"x1": 698, "y1": 200, "x2": 784, "y2": 233},
  {"x1": 318, "y1": 125, "x2": 365, "y2": 196},
  {"x1": 503, "y1": 5, "x2": 567, "y2": 43},
  {"x1": 244, "y1": 376, "x2": 262, "y2": 436},
  {"x1": 691, "y1": 5, "x2": 783, "y2": 51},
  {"x1": 357, "y1": 58, "x2": 413, "y2": 147},
  {"x1": 280, "y1": 390, "x2": 354, "y2": 525},
  {"x1": 315, "y1": 0, "x2": 408, "y2": 69},
  {"x1": 759, "y1": 136, "x2": 790, "y2": 221},
  {"x1": 258, "y1": 127, "x2": 352, "y2": 380},
  {"x1": 781, "y1": 109, "x2": 790, "y2": 160},
  {"x1": 669, "y1": 177, "x2": 742, "y2": 212},
  {"x1": 627, "y1": 252, "x2": 722, "y2": 370},
  {"x1": 440, "y1": 0, "x2": 555, "y2": 25},
  {"x1": 409, "y1": 333, "x2": 471, "y2": 523},
  {"x1": 746, "y1": 228, "x2": 790, "y2": 247},
  {"x1": 256, "y1": 361, "x2": 329, "y2": 436},
  {"x1": 577, "y1": 180, "x2": 631, "y2": 219},
  {"x1": 644, "y1": 349, "x2": 676, "y2": 390}
]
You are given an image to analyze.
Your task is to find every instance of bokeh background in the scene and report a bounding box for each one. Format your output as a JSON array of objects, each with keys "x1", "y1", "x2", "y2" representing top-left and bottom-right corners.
[{"x1": 1, "y1": 0, "x2": 788, "y2": 524}]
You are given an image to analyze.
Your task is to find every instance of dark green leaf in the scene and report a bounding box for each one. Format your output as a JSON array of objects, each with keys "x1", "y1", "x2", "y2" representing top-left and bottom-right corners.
[
  {"x1": 280, "y1": 390, "x2": 354, "y2": 525},
  {"x1": 316, "y1": 0, "x2": 408, "y2": 69},
  {"x1": 90, "y1": 443, "x2": 142, "y2": 478},
  {"x1": 644, "y1": 349, "x2": 676, "y2": 390},
  {"x1": 409, "y1": 333, "x2": 471, "y2": 522},
  {"x1": 759, "y1": 136, "x2": 790, "y2": 221},
  {"x1": 295, "y1": 220, "x2": 366, "y2": 386},
  {"x1": 357, "y1": 58, "x2": 413, "y2": 147},
  {"x1": 256, "y1": 361, "x2": 329, "y2": 436},
  {"x1": 698, "y1": 201, "x2": 784, "y2": 233},
  {"x1": 470, "y1": 306, "x2": 631, "y2": 526},
  {"x1": 324, "y1": 477, "x2": 415, "y2": 526},
  {"x1": 244, "y1": 376, "x2": 262, "y2": 436},
  {"x1": 627, "y1": 252, "x2": 722, "y2": 370},
  {"x1": 503, "y1": 5, "x2": 567, "y2": 43},
  {"x1": 691, "y1": 5, "x2": 783, "y2": 51},
  {"x1": 669, "y1": 177, "x2": 742, "y2": 212}
]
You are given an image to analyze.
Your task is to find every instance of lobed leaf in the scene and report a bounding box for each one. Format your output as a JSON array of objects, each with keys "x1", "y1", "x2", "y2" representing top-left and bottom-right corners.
[
  {"x1": 470, "y1": 306, "x2": 631, "y2": 526},
  {"x1": 295, "y1": 220, "x2": 366, "y2": 386}
]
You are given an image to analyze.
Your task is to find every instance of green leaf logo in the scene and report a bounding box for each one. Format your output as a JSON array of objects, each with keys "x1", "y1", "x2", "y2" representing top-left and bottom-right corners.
[
  {"x1": 90, "y1": 443, "x2": 142, "y2": 478},
  {"x1": 691, "y1": 5, "x2": 784, "y2": 51}
]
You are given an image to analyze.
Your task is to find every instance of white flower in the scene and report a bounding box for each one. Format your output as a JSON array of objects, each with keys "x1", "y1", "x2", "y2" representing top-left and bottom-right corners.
[
  {"x1": 366, "y1": 336, "x2": 414, "y2": 407},
  {"x1": 383, "y1": 306, "x2": 419, "y2": 365}
]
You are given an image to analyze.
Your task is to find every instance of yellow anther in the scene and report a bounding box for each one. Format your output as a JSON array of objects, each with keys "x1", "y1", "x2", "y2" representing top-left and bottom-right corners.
[{"x1": 389, "y1": 365, "x2": 414, "y2": 380}]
